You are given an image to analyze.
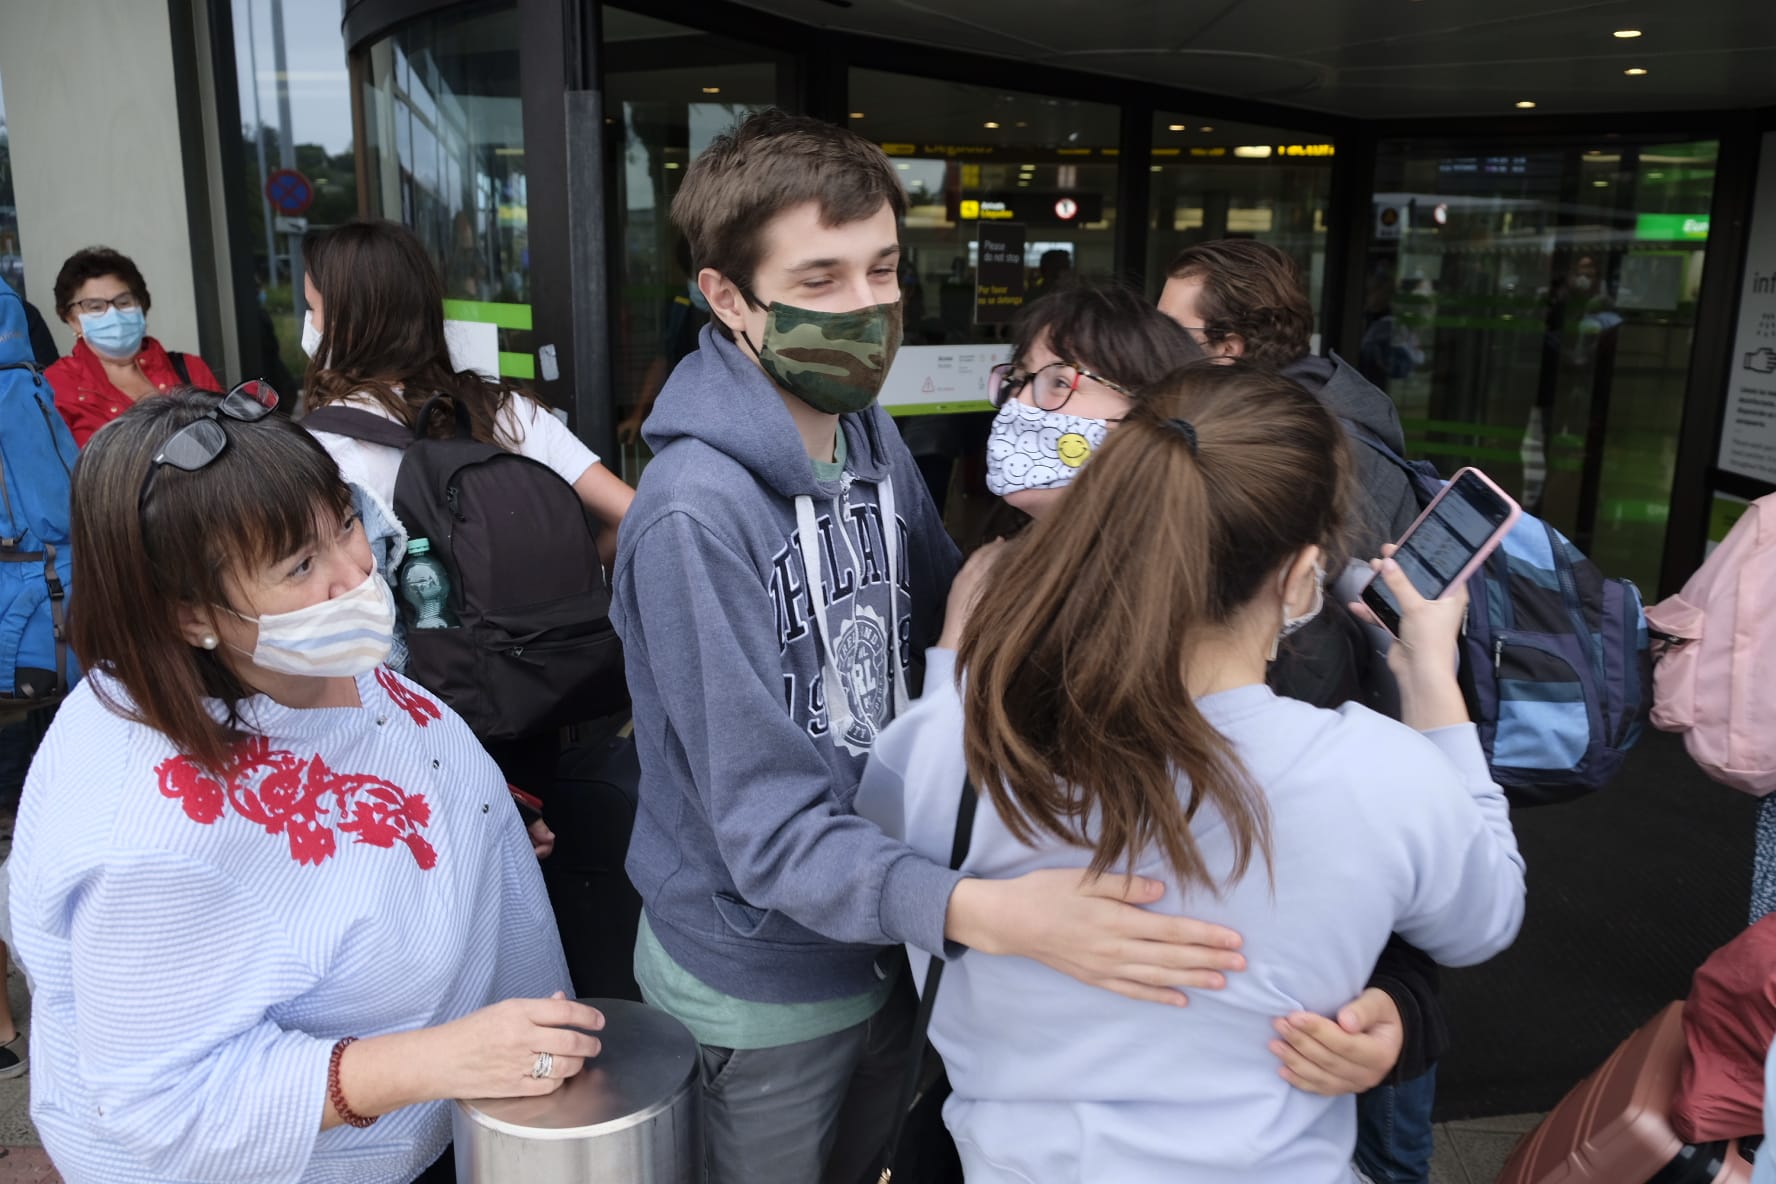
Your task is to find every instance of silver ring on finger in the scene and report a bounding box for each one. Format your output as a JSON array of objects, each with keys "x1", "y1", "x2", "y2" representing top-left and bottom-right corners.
[{"x1": 531, "y1": 1051, "x2": 554, "y2": 1080}]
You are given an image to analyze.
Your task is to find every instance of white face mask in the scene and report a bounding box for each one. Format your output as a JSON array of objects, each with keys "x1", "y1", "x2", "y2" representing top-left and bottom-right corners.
[
  {"x1": 229, "y1": 570, "x2": 395, "y2": 678},
  {"x1": 985, "y1": 399, "x2": 1112, "y2": 497},
  {"x1": 1280, "y1": 563, "x2": 1327, "y2": 638},
  {"x1": 300, "y1": 310, "x2": 323, "y2": 360}
]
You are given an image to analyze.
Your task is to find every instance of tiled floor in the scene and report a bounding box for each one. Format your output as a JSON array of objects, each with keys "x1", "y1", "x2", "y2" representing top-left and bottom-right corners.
[{"x1": 1433, "y1": 1112, "x2": 1543, "y2": 1182}]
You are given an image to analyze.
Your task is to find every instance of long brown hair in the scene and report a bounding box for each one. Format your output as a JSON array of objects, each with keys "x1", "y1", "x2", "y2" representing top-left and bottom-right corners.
[
  {"x1": 70, "y1": 389, "x2": 354, "y2": 774},
  {"x1": 301, "y1": 219, "x2": 521, "y2": 448},
  {"x1": 958, "y1": 360, "x2": 1351, "y2": 889}
]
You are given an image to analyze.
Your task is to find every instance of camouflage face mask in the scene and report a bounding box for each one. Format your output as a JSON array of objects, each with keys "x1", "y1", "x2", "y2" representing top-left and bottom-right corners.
[{"x1": 741, "y1": 300, "x2": 904, "y2": 415}]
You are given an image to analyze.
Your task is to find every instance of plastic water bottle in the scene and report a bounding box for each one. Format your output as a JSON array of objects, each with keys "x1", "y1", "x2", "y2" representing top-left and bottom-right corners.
[{"x1": 400, "y1": 539, "x2": 459, "y2": 630}]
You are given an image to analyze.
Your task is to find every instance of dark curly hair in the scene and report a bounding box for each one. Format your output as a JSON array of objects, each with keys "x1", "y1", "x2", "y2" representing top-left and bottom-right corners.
[
  {"x1": 54, "y1": 247, "x2": 151, "y2": 319},
  {"x1": 1165, "y1": 240, "x2": 1315, "y2": 370}
]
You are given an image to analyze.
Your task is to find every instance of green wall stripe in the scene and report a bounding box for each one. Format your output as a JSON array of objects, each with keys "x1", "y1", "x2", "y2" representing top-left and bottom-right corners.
[
  {"x1": 1407, "y1": 438, "x2": 1582, "y2": 472},
  {"x1": 443, "y1": 300, "x2": 534, "y2": 331},
  {"x1": 1402, "y1": 418, "x2": 1585, "y2": 450},
  {"x1": 498, "y1": 351, "x2": 535, "y2": 380},
  {"x1": 886, "y1": 400, "x2": 995, "y2": 417}
]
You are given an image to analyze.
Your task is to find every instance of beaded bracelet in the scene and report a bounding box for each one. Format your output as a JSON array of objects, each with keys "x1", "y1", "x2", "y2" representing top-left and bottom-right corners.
[{"x1": 328, "y1": 1036, "x2": 377, "y2": 1129}]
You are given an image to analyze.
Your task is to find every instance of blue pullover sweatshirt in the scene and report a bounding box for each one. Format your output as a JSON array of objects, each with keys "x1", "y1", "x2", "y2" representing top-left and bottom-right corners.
[{"x1": 613, "y1": 324, "x2": 963, "y2": 1005}]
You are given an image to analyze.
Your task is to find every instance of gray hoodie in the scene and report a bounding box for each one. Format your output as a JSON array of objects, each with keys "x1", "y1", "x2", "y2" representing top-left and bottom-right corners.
[
  {"x1": 613, "y1": 325, "x2": 963, "y2": 1004},
  {"x1": 1282, "y1": 352, "x2": 1418, "y2": 558}
]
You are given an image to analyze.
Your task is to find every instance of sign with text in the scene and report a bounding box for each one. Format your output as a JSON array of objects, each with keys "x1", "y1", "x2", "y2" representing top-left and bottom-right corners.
[
  {"x1": 1718, "y1": 131, "x2": 1776, "y2": 484},
  {"x1": 878, "y1": 343, "x2": 1012, "y2": 416},
  {"x1": 950, "y1": 191, "x2": 1103, "y2": 226},
  {"x1": 975, "y1": 225, "x2": 1027, "y2": 325}
]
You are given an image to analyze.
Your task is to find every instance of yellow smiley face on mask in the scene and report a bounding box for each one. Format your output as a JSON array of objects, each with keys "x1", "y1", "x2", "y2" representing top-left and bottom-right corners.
[{"x1": 1057, "y1": 432, "x2": 1092, "y2": 468}]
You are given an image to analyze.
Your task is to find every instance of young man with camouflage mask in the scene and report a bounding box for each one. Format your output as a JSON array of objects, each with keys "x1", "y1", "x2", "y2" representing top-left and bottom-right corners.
[{"x1": 612, "y1": 110, "x2": 1252, "y2": 1184}]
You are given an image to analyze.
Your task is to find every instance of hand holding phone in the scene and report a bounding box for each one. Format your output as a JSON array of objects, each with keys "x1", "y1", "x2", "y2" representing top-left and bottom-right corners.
[
  {"x1": 1359, "y1": 467, "x2": 1521, "y2": 636},
  {"x1": 1361, "y1": 549, "x2": 1475, "y2": 732}
]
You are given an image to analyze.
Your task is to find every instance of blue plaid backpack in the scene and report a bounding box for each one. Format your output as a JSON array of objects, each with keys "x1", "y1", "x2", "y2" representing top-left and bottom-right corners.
[{"x1": 1345, "y1": 423, "x2": 1650, "y2": 804}]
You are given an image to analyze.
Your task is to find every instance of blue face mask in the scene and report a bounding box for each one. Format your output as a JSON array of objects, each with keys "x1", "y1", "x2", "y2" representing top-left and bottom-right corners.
[{"x1": 80, "y1": 307, "x2": 147, "y2": 361}]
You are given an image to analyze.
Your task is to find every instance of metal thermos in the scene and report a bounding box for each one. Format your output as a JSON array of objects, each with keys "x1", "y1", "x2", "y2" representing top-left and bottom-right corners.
[{"x1": 453, "y1": 997, "x2": 702, "y2": 1183}]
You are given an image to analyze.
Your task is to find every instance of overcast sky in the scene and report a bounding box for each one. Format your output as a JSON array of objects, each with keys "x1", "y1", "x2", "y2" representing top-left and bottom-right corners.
[{"x1": 233, "y1": 0, "x2": 355, "y2": 157}]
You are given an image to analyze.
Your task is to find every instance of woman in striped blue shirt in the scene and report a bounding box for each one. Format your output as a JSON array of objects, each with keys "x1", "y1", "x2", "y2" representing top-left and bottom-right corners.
[{"x1": 9, "y1": 387, "x2": 600, "y2": 1183}]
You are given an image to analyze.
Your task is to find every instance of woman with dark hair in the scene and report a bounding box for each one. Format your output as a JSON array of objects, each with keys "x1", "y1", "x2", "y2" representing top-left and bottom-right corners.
[
  {"x1": 859, "y1": 361, "x2": 1525, "y2": 1182},
  {"x1": 8, "y1": 388, "x2": 601, "y2": 1183},
  {"x1": 983, "y1": 280, "x2": 1205, "y2": 520},
  {"x1": 298, "y1": 220, "x2": 632, "y2": 562},
  {"x1": 44, "y1": 247, "x2": 221, "y2": 447}
]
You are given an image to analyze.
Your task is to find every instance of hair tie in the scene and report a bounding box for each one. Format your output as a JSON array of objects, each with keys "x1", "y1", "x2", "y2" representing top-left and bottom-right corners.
[{"x1": 1165, "y1": 417, "x2": 1199, "y2": 456}]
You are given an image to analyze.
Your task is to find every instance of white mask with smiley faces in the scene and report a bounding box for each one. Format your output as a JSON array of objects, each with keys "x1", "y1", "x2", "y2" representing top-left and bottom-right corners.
[{"x1": 985, "y1": 398, "x2": 1112, "y2": 497}]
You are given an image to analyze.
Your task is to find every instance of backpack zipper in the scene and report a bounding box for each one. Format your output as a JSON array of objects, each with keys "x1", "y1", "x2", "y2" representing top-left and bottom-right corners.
[{"x1": 1614, "y1": 580, "x2": 1642, "y2": 745}]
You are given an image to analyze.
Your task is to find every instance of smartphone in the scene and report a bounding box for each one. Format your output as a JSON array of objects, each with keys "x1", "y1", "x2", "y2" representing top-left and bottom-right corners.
[{"x1": 1361, "y1": 467, "x2": 1522, "y2": 635}]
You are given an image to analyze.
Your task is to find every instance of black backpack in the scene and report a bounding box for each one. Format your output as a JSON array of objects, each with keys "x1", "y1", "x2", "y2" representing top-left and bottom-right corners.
[{"x1": 302, "y1": 397, "x2": 625, "y2": 741}]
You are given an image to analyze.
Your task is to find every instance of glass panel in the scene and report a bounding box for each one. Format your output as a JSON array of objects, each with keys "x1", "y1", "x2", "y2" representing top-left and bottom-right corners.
[
  {"x1": 0, "y1": 71, "x2": 20, "y2": 302},
  {"x1": 361, "y1": 3, "x2": 533, "y2": 381},
  {"x1": 1369, "y1": 138, "x2": 1717, "y2": 592},
  {"x1": 603, "y1": 7, "x2": 783, "y2": 482},
  {"x1": 847, "y1": 71, "x2": 1119, "y2": 538},
  {"x1": 1145, "y1": 114, "x2": 1335, "y2": 339},
  {"x1": 231, "y1": 0, "x2": 361, "y2": 394},
  {"x1": 849, "y1": 69, "x2": 1120, "y2": 349}
]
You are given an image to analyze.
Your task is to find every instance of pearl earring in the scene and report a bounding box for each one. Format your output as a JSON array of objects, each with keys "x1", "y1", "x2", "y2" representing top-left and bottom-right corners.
[{"x1": 200, "y1": 633, "x2": 218, "y2": 651}]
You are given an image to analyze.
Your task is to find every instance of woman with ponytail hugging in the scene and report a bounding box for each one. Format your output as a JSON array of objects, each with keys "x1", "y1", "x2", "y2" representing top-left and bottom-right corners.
[{"x1": 858, "y1": 361, "x2": 1526, "y2": 1183}]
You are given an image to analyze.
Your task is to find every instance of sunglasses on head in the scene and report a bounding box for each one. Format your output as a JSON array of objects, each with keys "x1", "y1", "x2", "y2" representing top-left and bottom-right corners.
[{"x1": 136, "y1": 381, "x2": 280, "y2": 513}]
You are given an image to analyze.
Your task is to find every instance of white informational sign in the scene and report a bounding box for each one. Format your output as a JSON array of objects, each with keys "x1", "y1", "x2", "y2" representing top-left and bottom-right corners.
[
  {"x1": 1718, "y1": 130, "x2": 1776, "y2": 483},
  {"x1": 443, "y1": 318, "x2": 501, "y2": 381},
  {"x1": 877, "y1": 343, "x2": 1012, "y2": 416}
]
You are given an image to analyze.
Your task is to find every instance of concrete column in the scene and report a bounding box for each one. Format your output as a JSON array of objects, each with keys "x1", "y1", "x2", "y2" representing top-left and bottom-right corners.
[{"x1": 0, "y1": 0, "x2": 204, "y2": 358}]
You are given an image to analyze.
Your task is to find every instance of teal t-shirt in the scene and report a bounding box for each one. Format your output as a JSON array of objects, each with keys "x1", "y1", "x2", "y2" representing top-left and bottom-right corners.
[
  {"x1": 633, "y1": 915, "x2": 894, "y2": 1049},
  {"x1": 811, "y1": 427, "x2": 849, "y2": 483}
]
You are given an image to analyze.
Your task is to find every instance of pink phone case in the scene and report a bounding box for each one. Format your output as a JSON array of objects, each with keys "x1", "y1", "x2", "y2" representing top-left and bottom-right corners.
[{"x1": 1386, "y1": 465, "x2": 1524, "y2": 598}]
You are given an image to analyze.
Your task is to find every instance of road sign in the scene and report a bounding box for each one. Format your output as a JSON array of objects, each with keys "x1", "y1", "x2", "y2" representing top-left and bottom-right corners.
[
  {"x1": 274, "y1": 216, "x2": 309, "y2": 236},
  {"x1": 265, "y1": 168, "x2": 315, "y2": 217}
]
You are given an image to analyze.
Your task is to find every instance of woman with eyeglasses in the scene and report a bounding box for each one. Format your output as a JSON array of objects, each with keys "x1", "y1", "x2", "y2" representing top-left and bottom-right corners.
[
  {"x1": 7, "y1": 386, "x2": 600, "y2": 1183},
  {"x1": 45, "y1": 247, "x2": 221, "y2": 447}
]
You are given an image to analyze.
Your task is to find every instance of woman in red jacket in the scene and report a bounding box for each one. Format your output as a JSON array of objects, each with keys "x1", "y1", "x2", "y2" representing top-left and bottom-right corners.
[{"x1": 45, "y1": 247, "x2": 220, "y2": 447}]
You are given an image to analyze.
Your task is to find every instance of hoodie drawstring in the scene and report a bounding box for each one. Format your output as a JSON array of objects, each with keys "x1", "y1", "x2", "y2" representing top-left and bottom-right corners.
[{"x1": 793, "y1": 470, "x2": 909, "y2": 748}]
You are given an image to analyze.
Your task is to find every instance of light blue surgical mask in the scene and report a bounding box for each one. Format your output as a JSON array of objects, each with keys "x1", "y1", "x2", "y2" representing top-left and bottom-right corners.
[{"x1": 80, "y1": 306, "x2": 147, "y2": 361}]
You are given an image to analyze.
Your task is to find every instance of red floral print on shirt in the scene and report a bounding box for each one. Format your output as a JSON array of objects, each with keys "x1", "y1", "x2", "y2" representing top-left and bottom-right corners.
[
  {"x1": 157, "y1": 737, "x2": 438, "y2": 869},
  {"x1": 376, "y1": 668, "x2": 442, "y2": 729}
]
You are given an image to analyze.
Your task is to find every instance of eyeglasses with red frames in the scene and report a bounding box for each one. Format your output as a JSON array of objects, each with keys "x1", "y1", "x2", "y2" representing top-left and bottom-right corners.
[{"x1": 989, "y1": 360, "x2": 1133, "y2": 412}]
